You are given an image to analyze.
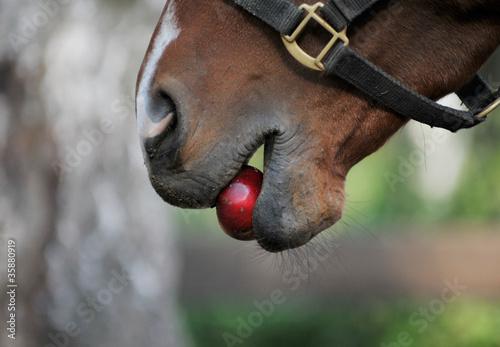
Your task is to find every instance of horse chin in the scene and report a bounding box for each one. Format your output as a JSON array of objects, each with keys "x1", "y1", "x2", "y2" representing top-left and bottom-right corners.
[{"x1": 252, "y1": 134, "x2": 346, "y2": 253}]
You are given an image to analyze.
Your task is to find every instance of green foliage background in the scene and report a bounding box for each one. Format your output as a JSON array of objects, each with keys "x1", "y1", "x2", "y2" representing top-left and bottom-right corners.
[{"x1": 183, "y1": 298, "x2": 500, "y2": 347}]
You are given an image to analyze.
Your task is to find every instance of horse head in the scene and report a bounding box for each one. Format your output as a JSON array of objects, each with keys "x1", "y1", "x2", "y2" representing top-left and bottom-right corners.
[{"x1": 136, "y1": 0, "x2": 500, "y2": 252}]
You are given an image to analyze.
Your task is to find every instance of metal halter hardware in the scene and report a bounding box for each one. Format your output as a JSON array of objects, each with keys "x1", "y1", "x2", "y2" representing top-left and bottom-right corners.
[
  {"x1": 281, "y1": 2, "x2": 349, "y2": 71},
  {"x1": 280, "y1": 2, "x2": 500, "y2": 118},
  {"x1": 233, "y1": 0, "x2": 500, "y2": 129},
  {"x1": 476, "y1": 97, "x2": 500, "y2": 118}
]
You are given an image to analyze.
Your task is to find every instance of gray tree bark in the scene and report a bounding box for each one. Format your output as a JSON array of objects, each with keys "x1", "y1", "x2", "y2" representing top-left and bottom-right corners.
[{"x1": 0, "y1": 1, "x2": 188, "y2": 346}]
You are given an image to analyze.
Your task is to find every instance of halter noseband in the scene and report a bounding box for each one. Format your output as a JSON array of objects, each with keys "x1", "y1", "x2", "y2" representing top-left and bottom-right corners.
[{"x1": 233, "y1": 0, "x2": 500, "y2": 132}]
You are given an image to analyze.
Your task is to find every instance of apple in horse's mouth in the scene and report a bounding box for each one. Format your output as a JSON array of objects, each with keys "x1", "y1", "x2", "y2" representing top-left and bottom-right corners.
[{"x1": 216, "y1": 165, "x2": 263, "y2": 241}]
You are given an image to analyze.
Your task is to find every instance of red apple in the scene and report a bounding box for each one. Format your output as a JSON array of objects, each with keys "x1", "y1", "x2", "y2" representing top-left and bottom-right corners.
[{"x1": 216, "y1": 165, "x2": 263, "y2": 241}]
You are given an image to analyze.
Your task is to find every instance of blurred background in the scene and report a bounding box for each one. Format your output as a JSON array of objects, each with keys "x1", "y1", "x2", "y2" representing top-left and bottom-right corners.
[{"x1": 0, "y1": 1, "x2": 499, "y2": 346}]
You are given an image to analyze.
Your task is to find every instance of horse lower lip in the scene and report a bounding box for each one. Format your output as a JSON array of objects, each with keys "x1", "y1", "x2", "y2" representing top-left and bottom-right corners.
[{"x1": 251, "y1": 133, "x2": 316, "y2": 252}]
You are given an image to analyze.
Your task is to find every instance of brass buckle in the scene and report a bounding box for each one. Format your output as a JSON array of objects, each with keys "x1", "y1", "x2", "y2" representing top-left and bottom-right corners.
[
  {"x1": 476, "y1": 97, "x2": 500, "y2": 118},
  {"x1": 282, "y1": 2, "x2": 349, "y2": 71}
]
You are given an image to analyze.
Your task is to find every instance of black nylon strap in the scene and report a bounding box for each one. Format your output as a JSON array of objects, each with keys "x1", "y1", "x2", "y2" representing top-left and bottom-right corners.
[
  {"x1": 321, "y1": 0, "x2": 380, "y2": 31},
  {"x1": 324, "y1": 45, "x2": 485, "y2": 131},
  {"x1": 232, "y1": 0, "x2": 380, "y2": 34},
  {"x1": 233, "y1": 0, "x2": 303, "y2": 35}
]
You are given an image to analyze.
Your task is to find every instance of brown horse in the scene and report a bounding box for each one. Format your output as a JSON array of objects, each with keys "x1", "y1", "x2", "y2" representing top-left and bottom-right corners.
[{"x1": 136, "y1": 0, "x2": 500, "y2": 252}]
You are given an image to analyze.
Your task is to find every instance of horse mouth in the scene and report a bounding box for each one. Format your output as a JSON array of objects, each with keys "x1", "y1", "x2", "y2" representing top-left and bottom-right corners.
[
  {"x1": 146, "y1": 128, "x2": 343, "y2": 253},
  {"x1": 140, "y1": 87, "x2": 345, "y2": 253},
  {"x1": 145, "y1": 115, "x2": 268, "y2": 210}
]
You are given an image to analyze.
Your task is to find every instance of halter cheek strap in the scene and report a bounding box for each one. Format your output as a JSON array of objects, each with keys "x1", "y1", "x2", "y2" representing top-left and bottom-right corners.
[
  {"x1": 325, "y1": 45, "x2": 494, "y2": 131},
  {"x1": 233, "y1": 0, "x2": 500, "y2": 132}
]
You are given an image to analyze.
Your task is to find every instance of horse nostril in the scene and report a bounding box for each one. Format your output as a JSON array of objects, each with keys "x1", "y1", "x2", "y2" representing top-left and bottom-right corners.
[
  {"x1": 156, "y1": 90, "x2": 176, "y2": 120},
  {"x1": 150, "y1": 89, "x2": 178, "y2": 135},
  {"x1": 137, "y1": 87, "x2": 178, "y2": 141}
]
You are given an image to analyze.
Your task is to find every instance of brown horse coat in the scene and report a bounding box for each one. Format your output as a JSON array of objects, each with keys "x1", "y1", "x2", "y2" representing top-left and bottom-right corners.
[{"x1": 137, "y1": 0, "x2": 500, "y2": 251}]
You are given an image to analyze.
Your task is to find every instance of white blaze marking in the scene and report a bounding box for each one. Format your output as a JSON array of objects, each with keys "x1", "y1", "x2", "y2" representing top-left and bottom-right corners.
[{"x1": 137, "y1": 1, "x2": 180, "y2": 139}]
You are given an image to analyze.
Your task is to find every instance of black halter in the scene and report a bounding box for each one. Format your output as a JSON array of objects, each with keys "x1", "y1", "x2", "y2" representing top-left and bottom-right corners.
[{"x1": 233, "y1": 0, "x2": 500, "y2": 132}]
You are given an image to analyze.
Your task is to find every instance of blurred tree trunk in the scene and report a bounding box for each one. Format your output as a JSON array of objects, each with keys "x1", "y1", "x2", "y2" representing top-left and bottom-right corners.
[
  {"x1": 0, "y1": 1, "x2": 188, "y2": 346},
  {"x1": 0, "y1": 49, "x2": 59, "y2": 347}
]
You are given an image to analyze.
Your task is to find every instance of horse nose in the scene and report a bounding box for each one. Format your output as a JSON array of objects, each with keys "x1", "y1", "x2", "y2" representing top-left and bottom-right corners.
[{"x1": 137, "y1": 88, "x2": 177, "y2": 143}]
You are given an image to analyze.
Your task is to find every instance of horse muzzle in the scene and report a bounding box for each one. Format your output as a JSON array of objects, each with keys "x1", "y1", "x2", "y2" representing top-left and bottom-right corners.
[{"x1": 137, "y1": 79, "x2": 346, "y2": 252}]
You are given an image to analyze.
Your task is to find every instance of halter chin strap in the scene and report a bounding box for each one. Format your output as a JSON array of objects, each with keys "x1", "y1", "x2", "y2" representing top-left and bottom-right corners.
[{"x1": 233, "y1": 0, "x2": 500, "y2": 132}]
